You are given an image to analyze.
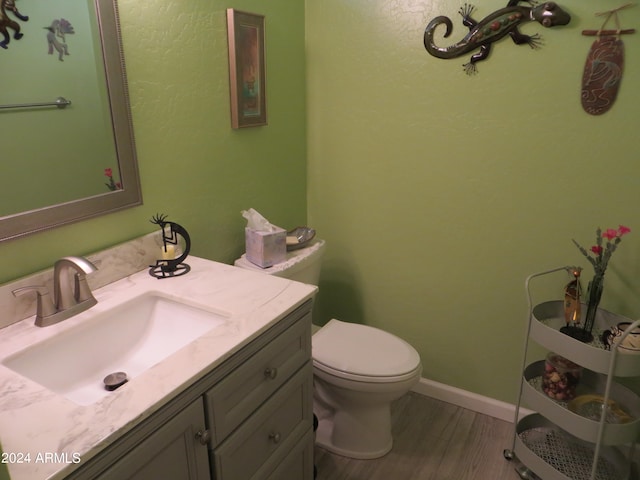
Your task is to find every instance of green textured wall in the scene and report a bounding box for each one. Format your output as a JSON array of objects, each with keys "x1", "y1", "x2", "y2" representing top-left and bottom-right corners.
[
  {"x1": 306, "y1": 0, "x2": 640, "y2": 403},
  {"x1": 1, "y1": 0, "x2": 307, "y2": 284},
  {"x1": 3, "y1": 0, "x2": 640, "y2": 408}
]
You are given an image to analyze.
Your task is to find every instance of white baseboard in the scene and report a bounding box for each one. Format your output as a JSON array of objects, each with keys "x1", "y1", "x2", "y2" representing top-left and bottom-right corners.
[{"x1": 411, "y1": 377, "x2": 533, "y2": 423}]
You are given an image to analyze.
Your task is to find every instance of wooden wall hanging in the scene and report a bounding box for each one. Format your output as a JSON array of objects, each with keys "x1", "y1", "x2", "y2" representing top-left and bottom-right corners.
[{"x1": 581, "y1": 3, "x2": 635, "y2": 115}]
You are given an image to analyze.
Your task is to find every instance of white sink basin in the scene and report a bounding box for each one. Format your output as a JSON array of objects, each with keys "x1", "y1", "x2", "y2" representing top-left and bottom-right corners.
[{"x1": 2, "y1": 292, "x2": 228, "y2": 406}]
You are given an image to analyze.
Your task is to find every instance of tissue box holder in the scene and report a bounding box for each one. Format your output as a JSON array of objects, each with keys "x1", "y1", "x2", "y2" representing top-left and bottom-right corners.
[{"x1": 245, "y1": 227, "x2": 286, "y2": 268}]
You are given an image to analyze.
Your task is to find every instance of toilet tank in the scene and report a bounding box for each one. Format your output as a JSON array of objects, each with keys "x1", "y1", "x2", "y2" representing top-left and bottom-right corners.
[{"x1": 234, "y1": 240, "x2": 325, "y2": 285}]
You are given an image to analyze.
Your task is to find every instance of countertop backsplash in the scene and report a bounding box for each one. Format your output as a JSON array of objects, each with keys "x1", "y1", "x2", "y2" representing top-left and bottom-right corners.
[{"x1": 0, "y1": 232, "x2": 164, "y2": 330}]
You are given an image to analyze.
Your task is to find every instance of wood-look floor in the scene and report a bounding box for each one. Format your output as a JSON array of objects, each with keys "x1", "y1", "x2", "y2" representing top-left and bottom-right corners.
[{"x1": 314, "y1": 392, "x2": 527, "y2": 480}]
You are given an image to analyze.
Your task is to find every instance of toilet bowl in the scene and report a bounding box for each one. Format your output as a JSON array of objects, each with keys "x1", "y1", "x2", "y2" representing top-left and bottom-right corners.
[
  {"x1": 234, "y1": 239, "x2": 422, "y2": 459},
  {"x1": 312, "y1": 319, "x2": 422, "y2": 458}
]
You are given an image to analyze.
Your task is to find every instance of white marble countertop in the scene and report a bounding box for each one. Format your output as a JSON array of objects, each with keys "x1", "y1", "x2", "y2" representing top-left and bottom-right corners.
[{"x1": 0, "y1": 257, "x2": 317, "y2": 480}]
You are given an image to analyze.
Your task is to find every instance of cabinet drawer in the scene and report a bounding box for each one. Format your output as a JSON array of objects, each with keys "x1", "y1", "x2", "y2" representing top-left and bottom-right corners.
[
  {"x1": 265, "y1": 428, "x2": 314, "y2": 480},
  {"x1": 205, "y1": 314, "x2": 311, "y2": 443},
  {"x1": 213, "y1": 362, "x2": 313, "y2": 480}
]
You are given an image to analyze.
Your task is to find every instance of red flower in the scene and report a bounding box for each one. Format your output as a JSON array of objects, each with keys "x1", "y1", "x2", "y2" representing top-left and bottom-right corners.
[
  {"x1": 103, "y1": 167, "x2": 120, "y2": 191},
  {"x1": 574, "y1": 225, "x2": 630, "y2": 277},
  {"x1": 618, "y1": 225, "x2": 631, "y2": 236},
  {"x1": 590, "y1": 245, "x2": 603, "y2": 255}
]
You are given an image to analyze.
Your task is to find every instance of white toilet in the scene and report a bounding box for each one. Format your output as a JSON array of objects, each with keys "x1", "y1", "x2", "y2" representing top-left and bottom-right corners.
[{"x1": 234, "y1": 239, "x2": 422, "y2": 459}]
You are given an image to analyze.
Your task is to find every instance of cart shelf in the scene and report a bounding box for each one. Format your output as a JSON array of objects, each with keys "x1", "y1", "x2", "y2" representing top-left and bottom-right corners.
[
  {"x1": 515, "y1": 414, "x2": 630, "y2": 480},
  {"x1": 522, "y1": 361, "x2": 640, "y2": 445},
  {"x1": 531, "y1": 301, "x2": 640, "y2": 376}
]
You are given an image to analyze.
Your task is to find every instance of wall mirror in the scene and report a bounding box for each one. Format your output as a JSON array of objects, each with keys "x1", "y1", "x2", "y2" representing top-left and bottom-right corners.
[{"x1": 0, "y1": 0, "x2": 141, "y2": 242}]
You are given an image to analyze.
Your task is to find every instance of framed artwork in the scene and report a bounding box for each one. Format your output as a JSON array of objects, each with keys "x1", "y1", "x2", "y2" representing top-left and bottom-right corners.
[{"x1": 226, "y1": 9, "x2": 267, "y2": 128}]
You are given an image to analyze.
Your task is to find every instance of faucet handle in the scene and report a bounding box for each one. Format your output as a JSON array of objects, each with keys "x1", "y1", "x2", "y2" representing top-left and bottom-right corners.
[{"x1": 12, "y1": 286, "x2": 58, "y2": 324}]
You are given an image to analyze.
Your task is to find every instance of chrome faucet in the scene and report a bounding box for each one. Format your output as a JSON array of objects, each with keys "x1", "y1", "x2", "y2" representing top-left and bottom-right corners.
[{"x1": 13, "y1": 256, "x2": 98, "y2": 327}]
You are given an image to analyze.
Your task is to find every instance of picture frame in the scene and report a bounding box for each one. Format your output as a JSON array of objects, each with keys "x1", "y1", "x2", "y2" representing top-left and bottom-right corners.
[{"x1": 226, "y1": 9, "x2": 267, "y2": 129}]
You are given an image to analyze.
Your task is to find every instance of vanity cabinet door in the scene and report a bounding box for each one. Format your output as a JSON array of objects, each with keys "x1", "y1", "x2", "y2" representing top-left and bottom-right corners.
[{"x1": 95, "y1": 398, "x2": 210, "y2": 480}]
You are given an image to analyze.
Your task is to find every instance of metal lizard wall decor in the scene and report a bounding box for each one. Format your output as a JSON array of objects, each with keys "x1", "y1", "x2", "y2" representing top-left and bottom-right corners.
[{"x1": 423, "y1": 1, "x2": 571, "y2": 74}]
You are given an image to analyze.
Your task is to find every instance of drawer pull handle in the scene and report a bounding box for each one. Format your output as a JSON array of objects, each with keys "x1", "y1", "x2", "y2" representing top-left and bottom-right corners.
[
  {"x1": 268, "y1": 432, "x2": 281, "y2": 444},
  {"x1": 264, "y1": 367, "x2": 278, "y2": 379},
  {"x1": 195, "y1": 429, "x2": 211, "y2": 445}
]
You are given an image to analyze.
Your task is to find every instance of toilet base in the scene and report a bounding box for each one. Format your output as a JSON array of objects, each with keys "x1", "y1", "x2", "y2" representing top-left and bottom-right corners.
[
  {"x1": 315, "y1": 423, "x2": 392, "y2": 459},
  {"x1": 313, "y1": 398, "x2": 393, "y2": 459}
]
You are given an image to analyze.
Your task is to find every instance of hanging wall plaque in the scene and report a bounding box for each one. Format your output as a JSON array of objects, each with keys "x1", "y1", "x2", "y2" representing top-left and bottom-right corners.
[{"x1": 581, "y1": 4, "x2": 635, "y2": 115}]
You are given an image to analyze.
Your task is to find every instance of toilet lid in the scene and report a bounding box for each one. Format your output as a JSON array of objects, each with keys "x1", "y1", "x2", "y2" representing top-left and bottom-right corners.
[{"x1": 312, "y1": 319, "x2": 420, "y2": 377}]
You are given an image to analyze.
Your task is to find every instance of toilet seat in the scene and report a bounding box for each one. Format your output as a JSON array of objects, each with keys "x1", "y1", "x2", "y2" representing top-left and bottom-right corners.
[{"x1": 312, "y1": 319, "x2": 421, "y2": 383}]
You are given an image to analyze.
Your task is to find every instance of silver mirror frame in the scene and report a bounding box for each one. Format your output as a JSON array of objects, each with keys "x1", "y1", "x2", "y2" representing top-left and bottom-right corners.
[{"x1": 1, "y1": 0, "x2": 142, "y2": 243}]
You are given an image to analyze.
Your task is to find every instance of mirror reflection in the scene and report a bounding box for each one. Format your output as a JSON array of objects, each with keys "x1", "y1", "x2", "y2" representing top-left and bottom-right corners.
[{"x1": 0, "y1": 0, "x2": 141, "y2": 242}]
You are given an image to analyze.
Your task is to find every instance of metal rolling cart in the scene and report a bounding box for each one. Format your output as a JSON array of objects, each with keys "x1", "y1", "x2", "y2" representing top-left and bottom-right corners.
[{"x1": 504, "y1": 266, "x2": 640, "y2": 480}]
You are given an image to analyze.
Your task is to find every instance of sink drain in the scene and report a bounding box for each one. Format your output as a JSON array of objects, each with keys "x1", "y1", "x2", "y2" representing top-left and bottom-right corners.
[{"x1": 103, "y1": 372, "x2": 128, "y2": 391}]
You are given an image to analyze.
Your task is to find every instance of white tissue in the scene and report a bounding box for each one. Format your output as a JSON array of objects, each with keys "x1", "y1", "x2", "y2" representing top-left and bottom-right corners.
[{"x1": 241, "y1": 208, "x2": 278, "y2": 232}]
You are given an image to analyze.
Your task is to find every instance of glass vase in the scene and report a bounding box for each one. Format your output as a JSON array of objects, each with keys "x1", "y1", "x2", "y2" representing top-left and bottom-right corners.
[
  {"x1": 561, "y1": 273, "x2": 604, "y2": 343},
  {"x1": 583, "y1": 273, "x2": 604, "y2": 338}
]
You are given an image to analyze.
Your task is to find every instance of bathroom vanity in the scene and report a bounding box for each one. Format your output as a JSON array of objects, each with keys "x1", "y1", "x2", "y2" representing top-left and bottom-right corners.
[{"x1": 0, "y1": 253, "x2": 317, "y2": 480}]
